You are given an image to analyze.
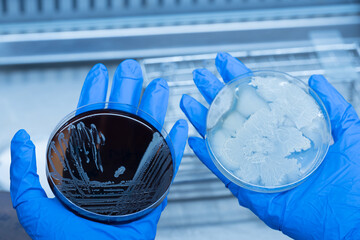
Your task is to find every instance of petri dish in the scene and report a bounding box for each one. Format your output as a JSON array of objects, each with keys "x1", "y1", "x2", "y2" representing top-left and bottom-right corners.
[
  {"x1": 206, "y1": 71, "x2": 331, "y2": 193},
  {"x1": 46, "y1": 102, "x2": 174, "y2": 223}
]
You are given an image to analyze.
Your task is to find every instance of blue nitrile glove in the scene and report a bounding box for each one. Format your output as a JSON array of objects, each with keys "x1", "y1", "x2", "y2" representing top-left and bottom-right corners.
[
  {"x1": 10, "y1": 60, "x2": 188, "y2": 240},
  {"x1": 180, "y1": 52, "x2": 360, "y2": 239}
]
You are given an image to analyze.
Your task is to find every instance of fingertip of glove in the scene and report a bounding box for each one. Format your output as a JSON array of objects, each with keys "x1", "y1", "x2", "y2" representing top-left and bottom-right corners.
[
  {"x1": 11, "y1": 129, "x2": 30, "y2": 144},
  {"x1": 216, "y1": 52, "x2": 230, "y2": 62},
  {"x1": 82, "y1": 63, "x2": 108, "y2": 96},
  {"x1": 192, "y1": 68, "x2": 207, "y2": 78},
  {"x1": 151, "y1": 78, "x2": 169, "y2": 91},
  {"x1": 116, "y1": 59, "x2": 142, "y2": 79},
  {"x1": 309, "y1": 74, "x2": 327, "y2": 88},
  {"x1": 215, "y1": 52, "x2": 229, "y2": 70},
  {"x1": 192, "y1": 69, "x2": 201, "y2": 82},
  {"x1": 87, "y1": 63, "x2": 108, "y2": 78},
  {"x1": 188, "y1": 136, "x2": 196, "y2": 146},
  {"x1": 215, "y1": 52, "x2": 249, "y2": 78},
  {"x1": 179, "y1": 94, "x2": 191, "y2": 111},
  {"x1": 175, "y1": 119, "x2": 188, "y2": 129},
  {"x1": 92, "y1": 63, "x2": 107, "y2": 71},
  {"x1": 11, "y1": 130, "x2": 35, "y2": 159},
  {"x1": 180, "y1": 94, "x2": 198, "y2": 118},
  {"x1": 193, "y1": 68, "x2": 213, "y2": 84},
  {"x1": 188, "y1": 136, "x2": 201, "y2": 149},
  {"x1": 170, "y1": 120, "x2": 188, "y2": 151}
]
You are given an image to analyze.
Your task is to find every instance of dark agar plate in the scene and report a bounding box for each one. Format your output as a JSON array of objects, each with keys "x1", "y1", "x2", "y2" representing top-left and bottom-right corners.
[{"x1": 46, "y1": 103, "x2": 174, "y2": 223}]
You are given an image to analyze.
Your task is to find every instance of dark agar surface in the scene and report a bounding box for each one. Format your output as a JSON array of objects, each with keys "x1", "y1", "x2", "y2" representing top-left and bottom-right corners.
[{"x1": 47, "y1": 109, "x2": 173, "y2": 217}]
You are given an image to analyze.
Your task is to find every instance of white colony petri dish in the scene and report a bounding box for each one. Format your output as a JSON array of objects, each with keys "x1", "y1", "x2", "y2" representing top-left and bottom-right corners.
[{"x1": 205, "y1": 71, "x2": 331, "y2": 193}]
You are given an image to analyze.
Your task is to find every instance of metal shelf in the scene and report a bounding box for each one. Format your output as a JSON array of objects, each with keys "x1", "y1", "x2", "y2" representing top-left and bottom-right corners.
[{"x1": 141, "y1": 42, "x2": 360, "y2": 203}]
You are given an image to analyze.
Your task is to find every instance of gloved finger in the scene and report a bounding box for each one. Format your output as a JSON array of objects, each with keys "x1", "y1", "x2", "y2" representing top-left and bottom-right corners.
[
  {"x1": 309, "y1": 75, "x2": 360, "y2": 141},
  {"x1": 77, "y1": 63, "x2": 109, "y2": 112},
  {"x1": 188, "y1": 137, "x2": 231, "y2": 186},
  {"x1": 180, "y1": 94, "x2": 207, "y2": 138},
  {"x1": 193, "y1": 69, "x2": 224, "y2": 104},
  {"x1": 19, "y1": 196, "x2": 163, "y2": 240},
  {"x1": 109, "y1": 59, "x2": 143, "y2": 109},
  {"x1": 139, "y1": 78, "x2": 169, "y2": 128},
  {"x1": 10, "y1": 129, "x2": 47, "y2": 209},
  {"x1": 169, "y1": 119, "x2": 188, "y2": 175},
  {"x1": 215, "y1": 52, "x2": 252, "y2": 83}
]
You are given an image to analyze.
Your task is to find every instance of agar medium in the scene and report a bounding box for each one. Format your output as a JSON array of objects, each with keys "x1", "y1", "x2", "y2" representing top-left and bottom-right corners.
[
  {"x1": 206, "y1": 71, "x2": 331, "y2": 193},
  {"x1": 46, "y1": 103, "x2": 174, "y2": 223}
]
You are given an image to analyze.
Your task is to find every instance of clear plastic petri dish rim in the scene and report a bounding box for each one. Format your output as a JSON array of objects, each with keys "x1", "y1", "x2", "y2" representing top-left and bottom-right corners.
[
  {"x1": 205, "y1": 70, "x2": 331, "y2": 193},
  {"x1": 46, "y1": 102, "x2": 175, "y2": 223}
]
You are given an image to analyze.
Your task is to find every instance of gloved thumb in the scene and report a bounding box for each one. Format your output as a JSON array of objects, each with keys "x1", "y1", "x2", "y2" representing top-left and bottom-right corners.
[
  {"x1": 309, "y1": 75, "x2": 360, "y2": 142},
  {"x1": 10, "y1": 129, "x2": 47, "y2": 209},
  {"x1": 188, "y1": 137, "x2": 233, "y2": 188}
]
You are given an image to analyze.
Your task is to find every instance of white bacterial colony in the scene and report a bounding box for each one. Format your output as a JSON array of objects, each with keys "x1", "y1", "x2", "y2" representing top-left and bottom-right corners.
[
  {"x1": 114, "y1": 166, "x2": 126, "y2": 178},
  {"x1": 208, "y1": 76, "x2": 327, "y2": 187}
]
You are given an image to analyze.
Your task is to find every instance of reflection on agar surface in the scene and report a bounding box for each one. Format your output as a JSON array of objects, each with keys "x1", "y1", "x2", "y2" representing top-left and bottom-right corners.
[{"x1": 47, "y1": 109, "x2": 173, "y2": 217}]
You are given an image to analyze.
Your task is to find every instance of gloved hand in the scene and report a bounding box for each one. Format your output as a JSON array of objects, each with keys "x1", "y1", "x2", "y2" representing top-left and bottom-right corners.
[
  {"x1": 10, "y1": 60, "x2": 188, "y2": 240},
  {"x1": 180, "y1": 52, "x2": 360, "y2": 239}
]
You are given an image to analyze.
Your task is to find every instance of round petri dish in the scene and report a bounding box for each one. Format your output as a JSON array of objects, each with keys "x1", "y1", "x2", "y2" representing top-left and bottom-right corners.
[
  {"x1": 205, "y1": 71, "x2": 331, "y2": 193},
  {"x1": 46, "y1": 102, "x2": 175, "y2": 223}
]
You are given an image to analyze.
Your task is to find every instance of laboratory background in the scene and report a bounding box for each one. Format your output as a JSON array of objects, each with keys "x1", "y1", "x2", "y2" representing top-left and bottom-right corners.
[{"x1": 0, "y1": 0, "x2": 359, "y2": 239}]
